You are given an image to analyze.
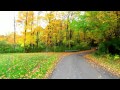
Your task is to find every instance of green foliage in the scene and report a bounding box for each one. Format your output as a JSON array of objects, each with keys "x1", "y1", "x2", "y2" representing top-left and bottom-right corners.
[
  {"x1": 0, "y1": 41, "x2": 13, "y2": 53},
  {"x1": 0, "y1": 11, "x2": 119, "y2": 53},
  {"x1": 98, "y1": 38, "x2": 120, "y2": 55},
  {"x1": 114, "y1": 54, "x2": 120, "y2": 60},
  {"x1": 98, "y1": 42, "x2": 107, "y2": 54},
  {"x1": 0, "y1": 40, "x2": 24, "y2": 53},
  {"x1": 93, "y1": 51, "x2": 120, "y2": 62},
  {"x1": 80, "y1": 42, "x2": 90, "y2": 49},
  {"x1": 14, "y1": 45, "x2": 24, "y2": 53}
]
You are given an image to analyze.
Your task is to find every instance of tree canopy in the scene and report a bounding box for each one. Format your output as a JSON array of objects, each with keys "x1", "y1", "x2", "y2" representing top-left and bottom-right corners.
[{"x1": 0, "y1": 11, "x2": 120, "y2": 54}]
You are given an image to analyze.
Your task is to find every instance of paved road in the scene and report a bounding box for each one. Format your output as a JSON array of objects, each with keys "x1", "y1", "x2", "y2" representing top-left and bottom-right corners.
[{"x1": 49, "y1": 52, "x2": 119, "y2": 79}]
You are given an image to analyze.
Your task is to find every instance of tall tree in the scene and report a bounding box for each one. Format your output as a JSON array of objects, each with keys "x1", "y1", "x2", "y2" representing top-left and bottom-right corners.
[
  {"x1": 17, "y1": 11, "x2": 28, "y2": 52},
  {"x1": 14, "y1": 12, "x2": 16, "y2": 52}
]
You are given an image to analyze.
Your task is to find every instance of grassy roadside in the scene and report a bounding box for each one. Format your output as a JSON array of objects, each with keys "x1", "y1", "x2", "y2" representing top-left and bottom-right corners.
[
  {"x1": 0, "y1": 50, "x2": 94, "y2": 79},
  {"x1": 84, "y1": 53, "x2": 120, "y2": 78}
]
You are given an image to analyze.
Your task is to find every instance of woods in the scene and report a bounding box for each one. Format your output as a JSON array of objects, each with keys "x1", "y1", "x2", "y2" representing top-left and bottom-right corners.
[
  {"x1": 0, "y1": 11, "x2": 120, "y2": 79},
  {"x1": 0, "y1": 11, "x2": 120, "y2": 54}
]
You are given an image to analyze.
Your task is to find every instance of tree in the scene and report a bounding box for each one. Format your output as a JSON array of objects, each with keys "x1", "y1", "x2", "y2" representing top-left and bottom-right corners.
[
  {"x1": 14, "y1": 11, "x2": 119, "y2": 53},
  {"x1": 14, "y1": 12, "x2": 16, "y2": 52}
]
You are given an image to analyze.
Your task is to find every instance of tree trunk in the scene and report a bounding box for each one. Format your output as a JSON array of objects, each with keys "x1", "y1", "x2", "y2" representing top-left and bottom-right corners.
[
  {"x1": 14, "y1": 12, "x2": 16, "y2": 52},
  {"x1": 24, "y1": 11, "x2": 28, "y2": 52},
  {"x1": 36, "y1": 32, "x2": 39, "y2": 48},
  {"x1": 30, "y1": 12, "x2": 34, "y2": 49}
]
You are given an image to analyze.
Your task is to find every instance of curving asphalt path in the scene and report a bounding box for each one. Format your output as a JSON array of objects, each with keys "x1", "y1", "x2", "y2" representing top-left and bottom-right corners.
[{"x1": 49, "y1": 52, "x2": 119, "y2": 79}]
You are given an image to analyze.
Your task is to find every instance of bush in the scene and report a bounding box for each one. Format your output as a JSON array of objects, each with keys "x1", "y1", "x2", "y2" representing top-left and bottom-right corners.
[
  {"x1": 0, "y1": 40, "x2": 25, "y2": 53},
  {"x1": 0, "y1": 41, "x2": 13, "y2": 53},
  {"x1": 47, "y1": 46, "x2": 66, "y2": 52},
  {"x1": 98, "y1": 38, "x2": 120, "y2": 55},
  {"x1": 98, "y1": 42, "x2": 107, "y2": 54},
  {"x1": 14, "y1": 45, "x2": 24, "y2": 53},
  {"x1": 79, "y1": 42, "x2": 91, "y2": 50},
  {"x1": 114, "y1": 54, "x2": 120, "y2": 60}
]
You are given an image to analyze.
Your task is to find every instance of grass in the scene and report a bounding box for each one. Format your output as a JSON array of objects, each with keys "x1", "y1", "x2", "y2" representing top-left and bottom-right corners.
[
  {"x1": 0, "y1": 49, "x2": 94, "y2": 79},
  {"x1": 84, "y1": 52, "x2": 120, "y2": 77},
  {"x1": 0, "y1": 52, "x2": 63, "y2": 79},
  {"x1": 0, "y1": 52, "x2": 80, "y2": 79}
]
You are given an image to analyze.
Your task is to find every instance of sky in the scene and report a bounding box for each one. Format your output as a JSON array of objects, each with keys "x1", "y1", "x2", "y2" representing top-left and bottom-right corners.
[
  {"x1": 0, "y1": 11, "x2": 46, "y2": 35},
  {"x1": 0, "y1": 11, "x2": 16, "y2": 35}
]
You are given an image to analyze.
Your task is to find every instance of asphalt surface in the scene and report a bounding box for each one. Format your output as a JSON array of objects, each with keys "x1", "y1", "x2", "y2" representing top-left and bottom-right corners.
[{"x1": 49, "y1": 52, "x2": 119, "y2": 79}]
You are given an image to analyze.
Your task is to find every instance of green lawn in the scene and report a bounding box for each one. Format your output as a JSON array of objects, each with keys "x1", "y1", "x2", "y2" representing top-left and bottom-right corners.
[
  {"x1": 0, "y1": 50, "x2": 94, "y2": 79},
  {"x1": 0, "y1": 53, "x2": 63, "y2": 79}
]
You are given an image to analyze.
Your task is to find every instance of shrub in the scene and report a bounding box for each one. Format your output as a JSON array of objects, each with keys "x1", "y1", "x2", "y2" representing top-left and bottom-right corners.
[
  {"x1": 0, "y1": 41, "x2": 13, "y2": 53},
  {"x1": 98, "y1": 42, "x2": 107, "y2": 54},
  {"x1": 79, "y1": 42, "x2": 91, "y2": 50},
  {"x1": 98, "y1": 38, "x2": 120, "y2": 55},
  {"x1": 114, "y1": 54, "x2": 120, "y2": 60}
]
